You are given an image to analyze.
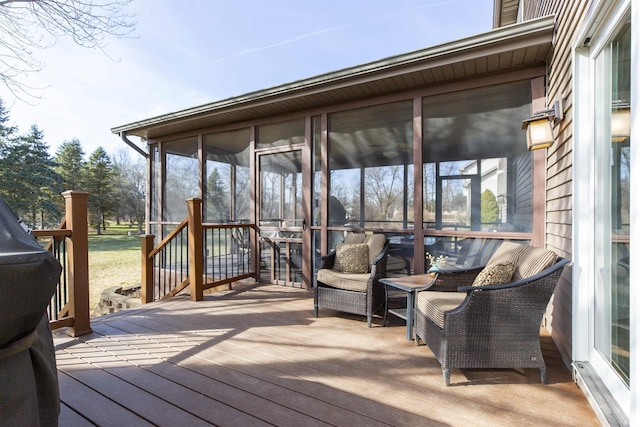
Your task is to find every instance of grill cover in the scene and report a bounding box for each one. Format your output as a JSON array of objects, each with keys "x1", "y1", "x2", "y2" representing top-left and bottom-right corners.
[{"x1": 0, "y1": 197, "x2": 61, "y2": 426}]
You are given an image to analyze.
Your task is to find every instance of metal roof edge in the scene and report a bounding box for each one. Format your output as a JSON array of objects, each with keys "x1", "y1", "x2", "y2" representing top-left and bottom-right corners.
[{"x1": 111, "y1": 15, "x2": 556, "y2": 135}]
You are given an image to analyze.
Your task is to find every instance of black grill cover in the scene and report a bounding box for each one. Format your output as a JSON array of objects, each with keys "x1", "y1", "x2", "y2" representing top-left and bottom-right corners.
[{"x1": 0, "y1": 197, "x2": 61, "y2": 426}]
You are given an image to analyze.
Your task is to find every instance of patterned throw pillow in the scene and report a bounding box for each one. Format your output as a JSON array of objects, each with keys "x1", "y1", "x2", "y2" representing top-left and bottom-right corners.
[
  {"x1": 472, "y1": 261, "x2": 516, "y2": 286},
  {"x1": 333, "y1": 243, "x2": 370, "y2": 274}
]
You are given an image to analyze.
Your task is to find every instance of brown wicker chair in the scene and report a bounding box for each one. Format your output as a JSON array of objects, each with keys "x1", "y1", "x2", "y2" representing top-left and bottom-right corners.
[
  {"x1": 314, "y1": 233, "x2": 389, "y2": 327},
  {"x1": 414, "y1": 242, "x2": 570, "y2": 386}
]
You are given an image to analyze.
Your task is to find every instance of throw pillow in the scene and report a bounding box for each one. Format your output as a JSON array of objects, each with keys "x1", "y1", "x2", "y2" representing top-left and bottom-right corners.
[
  {"x1": 513, "y1": 246, "x2": 558, "y2": 280},
  {"x1": 472, "y1": 261, "x2": 516, "y2": 286},
  {"x1": 485, "y1": 241, "x2": 527, "y2": 266},
  {"x1": 333, "y1": 243, "x2": 370, "y2": 274}
]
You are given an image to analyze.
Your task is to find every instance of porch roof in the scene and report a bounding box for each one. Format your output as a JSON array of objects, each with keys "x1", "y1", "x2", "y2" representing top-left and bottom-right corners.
[{"x1": 111, "y1": 15, "x2": 555, "y2": 141}]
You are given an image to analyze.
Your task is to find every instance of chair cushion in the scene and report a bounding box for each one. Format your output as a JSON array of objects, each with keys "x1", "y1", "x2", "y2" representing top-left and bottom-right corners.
[
  {"x1": 333, "y1": 243, "x2": 370, "y2": 274},
  {"x1": 485, "y1": 241, "x2": 527, "y2": 266},
  {"x1": 513, "y1": 246, "x2": 558, "y2": 280},
  {"x1": 472, "y1": 261, "x2": 516, "y2": 286},
  {"x1": 364, "y1": 234, "x2": 386, "y2": 264},
  {"x1": 317, "y1": 269, "x2": 370, "y2": 292},
  {"x1": 416, "y1": 291, "x2": 467, "y2": 329}
]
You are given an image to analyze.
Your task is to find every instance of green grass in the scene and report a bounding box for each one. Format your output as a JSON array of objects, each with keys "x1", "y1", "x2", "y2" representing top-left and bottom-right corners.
[{"x1": 88, "y1": 225, "x2": 142, "y2": 315}]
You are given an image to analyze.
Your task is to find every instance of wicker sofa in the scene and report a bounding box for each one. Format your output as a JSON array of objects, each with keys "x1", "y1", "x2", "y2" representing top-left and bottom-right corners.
[
  {"x1": 314, "y1": 233, "x2": 389, "y2": 327},
  {"x1": 414, "y1": 241, "x2": 570, "y2": 386}
]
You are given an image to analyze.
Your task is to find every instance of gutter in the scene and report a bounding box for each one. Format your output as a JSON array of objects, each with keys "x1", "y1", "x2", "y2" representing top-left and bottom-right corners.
[{"x1": 119, "y1": 132, "x2": 149, "y2": 158}]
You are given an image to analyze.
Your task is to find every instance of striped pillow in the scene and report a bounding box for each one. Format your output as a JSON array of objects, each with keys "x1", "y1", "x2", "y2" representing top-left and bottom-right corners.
[
  {"x1": 486, "y1": 241, "x2": 527, "y2": 266},
  {"x1": 513, "y1": 246, "x2": 558, "y2": 280}
]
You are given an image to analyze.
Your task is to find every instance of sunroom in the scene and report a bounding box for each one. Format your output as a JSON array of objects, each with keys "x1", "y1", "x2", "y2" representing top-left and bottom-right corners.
[{"x1": 112, "y1": 16, "x2": 555, "y2": 291}]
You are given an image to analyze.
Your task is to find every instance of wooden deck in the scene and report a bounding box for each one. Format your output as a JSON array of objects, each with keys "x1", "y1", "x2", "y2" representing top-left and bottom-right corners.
[{"x1": 54, "y1": 282, "x2": 599, "y2": 426}]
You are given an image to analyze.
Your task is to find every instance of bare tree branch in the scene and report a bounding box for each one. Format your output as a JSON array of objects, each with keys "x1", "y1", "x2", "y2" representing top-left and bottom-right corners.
[{"x1": 0, "y1": 0, "x2": 136, "y2": 101}]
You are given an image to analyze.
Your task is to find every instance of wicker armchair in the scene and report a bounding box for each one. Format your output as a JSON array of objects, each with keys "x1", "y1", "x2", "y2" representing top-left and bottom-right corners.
[
  {"x1": 314, "y1": 233, "x2": 389, "y2": 327},
  {"x1": 414, "y1": 242, "x2": 570, "y2": 385}
]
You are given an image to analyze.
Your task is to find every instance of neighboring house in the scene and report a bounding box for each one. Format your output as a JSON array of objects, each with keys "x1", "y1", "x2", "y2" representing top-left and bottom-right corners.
[{"x1": 112, "y1": 0, "x2": 636, "y2": 424}]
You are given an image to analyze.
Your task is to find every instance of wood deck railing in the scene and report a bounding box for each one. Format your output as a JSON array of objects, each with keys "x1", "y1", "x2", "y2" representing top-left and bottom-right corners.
[
  {"x1": 140, "y1": 198, "x2": 257, "y2": 303},
  {"x1": 32, "y1": 191, "x2": 92, "y2": 337}
]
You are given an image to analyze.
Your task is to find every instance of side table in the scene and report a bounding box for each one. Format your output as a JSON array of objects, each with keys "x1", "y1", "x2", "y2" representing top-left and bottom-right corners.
[{"x1": 380, "y1": 274, "x2": 435, "y2": 341}]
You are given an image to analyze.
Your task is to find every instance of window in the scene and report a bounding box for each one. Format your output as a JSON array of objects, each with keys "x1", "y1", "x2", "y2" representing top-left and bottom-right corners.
[
  {"x1": 257, "y1": 119, "x2": 305, "y2": 149},
  {"x1": 203, "y1": 129, "x2": 251, "y2": 222},
  {"x1": 593, "y1": 18, "x2": 631, "y2": 386},
  {"x1": 423, "y1": 81, "x2": 533, "y2": 233},
  {"x1": 163, "y1": 137, "x2": 199, "y2": 222},
  {"x1": 328, "y1": 101, "x2": 414, "y2": 230}
]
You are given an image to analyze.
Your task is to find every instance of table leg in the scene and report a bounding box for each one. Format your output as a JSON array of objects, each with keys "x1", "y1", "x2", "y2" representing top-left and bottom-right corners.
[{"x1": 406, "y1": 292, "x2": 415, "y2": 341}]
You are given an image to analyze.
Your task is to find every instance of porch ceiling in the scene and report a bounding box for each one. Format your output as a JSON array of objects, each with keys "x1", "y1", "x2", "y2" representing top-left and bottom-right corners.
[{"x1": 112, "y1": 15, "x2": 555, "y2": 141}]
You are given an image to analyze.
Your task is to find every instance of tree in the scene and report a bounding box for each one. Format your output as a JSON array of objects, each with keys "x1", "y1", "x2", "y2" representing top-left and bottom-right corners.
[
  {"x1": 0, "y1": 98, "x2": 20, "y2": 206},
  {"x1": 364, "y1": 166, "x2": 403, "y2": 221},
  {"x1": 85, "y1": 146, "x2": 114, "y2": 234},
  {"x1": 0, "y1": 122, "x2": 61, "y2": 227},
  {"x1": 0, "y1": 0, "x2": 135, "y2": 100},
  {"x1": 206, "y1": 167, "x2": 229, "y2": 222},
  {"x1": 481, "y1": 189, "x2": 499, "y2": 225},
  {"x1": 112, "y1": 147, "x2": 145, "y2": 233},
  {"x1": 20, "y1": 125, "x2": 62, "y2": 227},
  {"x1": 55, "y1": 138, "x2": 86, "y2": 191}
]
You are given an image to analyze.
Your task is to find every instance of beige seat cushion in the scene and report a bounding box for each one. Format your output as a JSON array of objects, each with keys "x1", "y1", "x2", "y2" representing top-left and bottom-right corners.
[
  {"x1": 333, "y1": 243, "x2": 369, "y2": 273},
  {"x1": 513, "y1": 246, "x2": 558, "y2": 280},
  {"x1": 317, "y1": 269, "x2": 370, "y2": 292},
  {"x1": 416, "y1": 290, "x2": 467, "y2": 329}
]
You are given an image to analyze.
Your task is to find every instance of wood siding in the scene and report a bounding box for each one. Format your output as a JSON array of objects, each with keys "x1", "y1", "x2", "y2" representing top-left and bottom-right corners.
[
  {"x1": 518, "y1": 0, "x2": 595, "y2": 368},
  {"x1": 511, "y1": 151, "x2": 534, "y2": 231}
]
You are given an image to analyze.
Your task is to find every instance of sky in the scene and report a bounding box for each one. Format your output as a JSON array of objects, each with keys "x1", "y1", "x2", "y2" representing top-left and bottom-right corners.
[{"x1": 0, "y1": 0, "x2": 494, "y2": 158}]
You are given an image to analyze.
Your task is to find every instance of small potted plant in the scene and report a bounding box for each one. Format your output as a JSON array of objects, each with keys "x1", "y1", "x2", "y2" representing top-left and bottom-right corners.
[{"x1": 425, "y1": 252, "x2": 448, "y2": 277}]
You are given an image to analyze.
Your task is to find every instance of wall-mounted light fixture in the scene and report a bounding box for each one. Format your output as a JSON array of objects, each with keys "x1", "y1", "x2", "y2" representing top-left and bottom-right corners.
[
  {"x1": 611, "y1": 100, "x2": 631, "y2": 143},
  {"x1": 521, "y1": 100, "x2": 563, "y2": 151}
]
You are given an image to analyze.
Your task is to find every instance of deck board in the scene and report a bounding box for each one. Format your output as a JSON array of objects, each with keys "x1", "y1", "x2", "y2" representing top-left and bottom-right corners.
[{"x1": 55, "y1": 282, "x2": 599, "y2": 426}]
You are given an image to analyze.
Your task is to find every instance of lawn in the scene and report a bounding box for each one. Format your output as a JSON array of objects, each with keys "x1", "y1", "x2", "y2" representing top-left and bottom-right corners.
[{"x1": 88, "y1": 225, "x2": 142, "y2": 316}]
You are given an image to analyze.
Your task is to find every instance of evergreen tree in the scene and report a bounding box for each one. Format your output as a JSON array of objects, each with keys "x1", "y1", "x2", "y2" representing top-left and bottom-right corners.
[
  {"x1": 55, "y1": 138, "x2": 86, "y2": 191},
  {"x1": 0, "y1": 98, "x2": 20, "y2": 208},
  {"x1": 206, "y1": 168, "x2": 229, "y2": 221},
  {"x1": 0, "y1": 122, "x2": 62, "y2": 227},
  {"x1": 20, "y1": 125, "x2": 63, "y2": 228},
  {"x1": 481, "y1": 189, "x2": 499, "y2": 225},
  {"x1": 85, "y1": 147, "x2": 114, "y2": 234},
  {"x1": 0, "y1": 97, "x2": 17, "y2": 139},
  {"x1": 0, "y1": 130, "x2": 30, "y2": 214}
]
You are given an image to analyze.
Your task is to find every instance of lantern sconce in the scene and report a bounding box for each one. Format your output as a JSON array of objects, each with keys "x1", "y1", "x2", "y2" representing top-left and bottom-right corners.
[
  {"x1": 611, "y1": 100, "x2": 631, "y2": 143},
  {"x1": 521, "y1": 100, "x2": 564, "y2": 151}
]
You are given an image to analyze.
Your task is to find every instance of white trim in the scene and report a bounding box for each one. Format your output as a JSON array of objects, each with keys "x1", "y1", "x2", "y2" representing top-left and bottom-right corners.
[
  {"x1": 572, "y1": 45, "x2": 594, "y2": 362},
  {"x1": 629, "y1": 1, "x2": 639, "y2": 421},
  {"x1": 573, "y1": 0, "x2": 634, "y2": 419}
]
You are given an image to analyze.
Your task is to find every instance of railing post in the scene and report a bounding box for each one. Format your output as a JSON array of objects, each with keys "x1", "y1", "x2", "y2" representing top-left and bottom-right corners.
[
  {"x1": 140, "y1": 235, "x2": 155, "y2": 303},
  {"x1": 187, "y1": 198, "x2": 204, "y2": 301},
  {"x1": 62, "y1": 190, "x2": 92, "y2": 336}
]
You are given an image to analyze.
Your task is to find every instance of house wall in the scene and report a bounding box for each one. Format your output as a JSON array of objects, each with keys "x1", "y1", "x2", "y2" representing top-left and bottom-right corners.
[{"x1": 517, "y1": 0, "x2": 594, "y2": 367}]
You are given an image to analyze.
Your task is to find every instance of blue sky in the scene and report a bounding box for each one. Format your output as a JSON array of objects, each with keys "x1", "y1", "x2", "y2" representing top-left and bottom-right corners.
[{"x1": 1, "y1": 0, "x2": 494, "y2": 157}]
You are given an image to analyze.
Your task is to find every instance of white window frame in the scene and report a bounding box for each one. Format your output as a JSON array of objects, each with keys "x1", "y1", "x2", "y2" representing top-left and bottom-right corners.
[{"x1": 573, "y1": 0, "x2": 636, "y2": 419}]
